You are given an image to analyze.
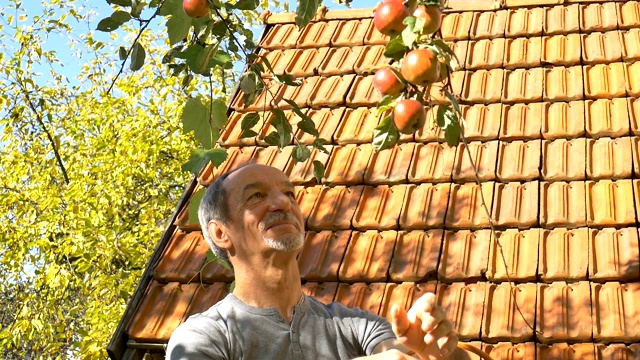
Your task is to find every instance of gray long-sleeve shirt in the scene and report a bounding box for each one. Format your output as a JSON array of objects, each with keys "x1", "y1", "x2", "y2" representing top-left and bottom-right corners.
[{"x1": 166, "y1": 293, "x2": 396, "y2": 359}]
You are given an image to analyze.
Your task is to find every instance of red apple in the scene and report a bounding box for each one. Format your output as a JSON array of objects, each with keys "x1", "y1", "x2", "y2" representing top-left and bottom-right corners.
[
  {"x1": 413, "y1": 5, "x2": 442, "y2": 35},
  {"x1": 393, "y1": 99, "x2": 426, "y2": 134},
  {"x1": 372, "y1": 67, "x2": 405, "y2": 96},
  {"x1": 401, "y1": 48, "x2": 440, "y2": 87},
  {"x1": 373, "y1": 0, "x2": 410, "y2": 37},
  {"x1": 183, "y1": 0, "x2": 209, "y2": 18}
]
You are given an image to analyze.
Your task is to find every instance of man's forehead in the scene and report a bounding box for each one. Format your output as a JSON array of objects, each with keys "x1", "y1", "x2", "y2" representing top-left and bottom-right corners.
[{"x1": 224, "y1": 164, "x2": 292, "y2": 190}]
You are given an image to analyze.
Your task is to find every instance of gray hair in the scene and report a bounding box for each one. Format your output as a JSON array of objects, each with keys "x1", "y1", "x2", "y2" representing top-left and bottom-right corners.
[{"x1": 198, "y1": 171, "x2": 234, "y2": 270}]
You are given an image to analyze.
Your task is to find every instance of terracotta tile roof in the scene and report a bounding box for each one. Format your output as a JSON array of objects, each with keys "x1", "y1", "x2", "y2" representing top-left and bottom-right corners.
[{"x1": 109, "y1": 2, "x2": 640, "y2": 359}]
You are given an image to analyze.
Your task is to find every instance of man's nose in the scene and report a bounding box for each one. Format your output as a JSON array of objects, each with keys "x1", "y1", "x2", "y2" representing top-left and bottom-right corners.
[{"x1": 268, "y1": 191, "x2": 292, "y2": 212}]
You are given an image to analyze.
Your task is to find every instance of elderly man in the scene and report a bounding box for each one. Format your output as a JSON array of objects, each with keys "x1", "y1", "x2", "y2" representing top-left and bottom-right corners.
[{"x1": 167, "y1": 164, "x2": 464, "y2": 359}]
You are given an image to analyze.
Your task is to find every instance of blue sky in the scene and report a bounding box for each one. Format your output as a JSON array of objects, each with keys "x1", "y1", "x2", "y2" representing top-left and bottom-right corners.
[{"x1": 11, "y1": 0, "x2": 379, "y2": 86}]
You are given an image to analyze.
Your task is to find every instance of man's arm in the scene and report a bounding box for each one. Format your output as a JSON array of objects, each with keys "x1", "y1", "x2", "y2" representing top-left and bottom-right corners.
[
  {"x1": 369, "y1": 338, "x2": 470, "y2": 360},
  {"x1": 364, "y1": 293, "x2": 469, "y2": 360}
]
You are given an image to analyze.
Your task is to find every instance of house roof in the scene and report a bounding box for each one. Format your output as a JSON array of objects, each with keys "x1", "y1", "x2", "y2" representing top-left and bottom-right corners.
[{"x1": 108, "y1": 1, "x2": 640, "y2": 359}]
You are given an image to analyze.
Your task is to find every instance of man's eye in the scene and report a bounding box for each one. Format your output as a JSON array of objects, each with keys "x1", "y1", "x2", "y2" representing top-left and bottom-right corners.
[
  {"x1": 250, "y1": 192, "x2": 264, "y2": 200},
  {"x1": 285, "y1": 191, "x2": 296, "y2": 199}
]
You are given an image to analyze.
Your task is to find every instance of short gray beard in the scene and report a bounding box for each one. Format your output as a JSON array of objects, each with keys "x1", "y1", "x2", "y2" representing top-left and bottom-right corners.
[
  {"x1": 263, "y1": 233, "x2": 304, "y2": 251},
  {"x1": 259, "y1": 211, "x2": 304, "y2": 251}
]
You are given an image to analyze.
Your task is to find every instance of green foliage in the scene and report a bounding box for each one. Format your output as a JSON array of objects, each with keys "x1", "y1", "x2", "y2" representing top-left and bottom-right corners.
[
  {"x1": 182, "y1": 148, "x2": 229, "y2": 174},
  {"x1": 96, "y1": 11, "x2": 132, "y2": 32},
  {"x1": 372, "y1": 115, "x2": 399, "y2": 151},
  {"x1": 188, "y1": 188, "x2": 206, "y2": 223},
  {"x1": 160, "y1": 0, "x2": 193, "y2": 45},
  {"x1": 312, "y1": 160, "x2": 325, "y2": 183},
  {"x1": 0, "y1": 1, "x2": 204, "y2": 358},
  {"x1": 130, "y1": 42, "x2": 146, "y2": 70},
  {"x1": 295, "y1": 0, "x2": 322, "y2": 27},
  {"x1": 383, "y1": 38, "x2": 409, "y2": 61}
]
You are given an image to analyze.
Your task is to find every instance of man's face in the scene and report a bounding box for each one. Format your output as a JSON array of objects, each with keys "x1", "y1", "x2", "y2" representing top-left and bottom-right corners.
[{"x1": 222, "y1": 164, "x2": 305, "y2": 255}]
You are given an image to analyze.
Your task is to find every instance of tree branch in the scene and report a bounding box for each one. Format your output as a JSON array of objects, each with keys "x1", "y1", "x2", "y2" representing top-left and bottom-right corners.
[
  {"x1": 18, "y1": 83, "x2": 70, "y2": 184},
  {"x1": 105, "y1": 0, "x2": 166, "y2": 95}
]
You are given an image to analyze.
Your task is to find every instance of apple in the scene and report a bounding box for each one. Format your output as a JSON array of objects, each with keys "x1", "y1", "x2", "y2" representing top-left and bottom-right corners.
[
  {"x1": 183, "y1": 0, "x2": 209, "y2": 18},
  {"x1": 374, "y1": 0, "x2": 410, "y2": 37},
  {"x1": 393, "y1": 99, "x2": 426, "y2": 134},
  {"x1": 413, "y1": 4, "x2": 442, "y2": 35},
  {"x1": 372, "y1": 67, "x2": 405, "y2": 96},
  {"x1": 401, "y1": 48, "x2": 440, "y2": 87}
]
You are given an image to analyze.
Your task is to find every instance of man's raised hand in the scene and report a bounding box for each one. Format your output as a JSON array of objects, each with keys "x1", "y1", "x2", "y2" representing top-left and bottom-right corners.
[{"x1": 390, "y1": 293, "x2": 459, "y2": 360}]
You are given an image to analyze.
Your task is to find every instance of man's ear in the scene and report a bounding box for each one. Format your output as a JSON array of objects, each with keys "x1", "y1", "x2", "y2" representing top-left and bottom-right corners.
[{"x1": 208, "y1": 220, "x2": 232, "y2": 250}]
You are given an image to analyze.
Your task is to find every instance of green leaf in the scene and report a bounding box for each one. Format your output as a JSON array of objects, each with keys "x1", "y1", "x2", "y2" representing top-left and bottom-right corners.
[
  {"x1": 444, "y1": 111, "x2": 461, "y2": 146},
  {"x1": 181, "y1": 73, "x2": 194, "y2": 89},
  {"x1": 131, "y1": 0, "x2": 145, "y2": 17},
  {"x1": 118, "y1": 46, "x2": 127, "y2": 60},
  {"x1": 414, "y1": 17, "x2": 426, "y2": 33},
  {"x1": 422, "y1": 0, "x2": 442, "y2": 5},
  {"x1": 271, "y1": 109, "x2": 292, "y2": 147},
  {"x1": 276, "y1": 74, "x2": 301, "y2": 86},
  {"x1": 177, "y1": 44, "x2": 205, "y2": 74},
  {"x1": 182, "y1": 148, "x2": 228, "y2": 175},
  {"x1": 162, "y1": 0, "x2": 193, "y2": 45},
  {"x1": 188, "y1": 187, "x2": 205, "y2": 223},
  {"x1": 181, "y1": 97, "x2": 214, "y2": 149},
  {"x1": 431, "y1": 38, "x2": 457, "y2": 59},
  {"x1": 240, "y1": 129, "x2": 258, "y2": 138},
  {"x1": 312, "y1": 137, "x2": 330, "y2": 153},
  {"x1": 292, "y1": 145, "x2": 311, "y2": 163},
  {"x1": 195, "y1": 43, "x2": 219, "y2": 75},
  {"x1": 263, "y1": 132, "x2": 281, "y2": 146},
  {"x1": 129, "y1": 42, "x2": 146, "y2": 71},
  {"x1": 259, "y1": 55, "x2": 276, "y2": 74},
  {"x1": 377, "y1": 94, "x2": 398, "y2": 115},
  {"x1": 384, "y1": 37, "x2": 409, "y2": 61},
  {"x1": 436, "y1": 104, "x2": 449, "y2": 128},
  {"x1": 283, "y1": 99, "x2": 319, "y2": 137},
  {"x1": 210, "y1": 98, "x2": 228, "y2": 136},
  {"x1": 209, "y1": 51, "x2": 231, "y2": 68},
  {"x1": 313, "y1": 160, "x2": 325, "y2": 183},
  {"x1": 96, "y1": 11, "x2": 131, "y2": 32},
  {"x1": 112, "y1": 10, "x2": 132, "y2": 22},
  {"x1": 210, "y1": 21, "x2": 227, "y2": 36},
  {"x1": 240, "y1": 72, "x2": 258, "y2": 94},
  {"x1": 295, "y1": 0, "x2": 321, "y2": 27},
  {"x1": 444, "y1": 88, "x2": 461, "y2": 115},
  {"x1": 402, "y1": 25, "x2": 419, "y2": 48},
  {"x1": 372, "y1": 115, "x2": 399, "y2": 151},
  {"x1": 244, "y1": 79, "x2": 264, "y2": 107},
  {"x1": 241, "y1": 113, "x2": 260, "y2": 131},
  {"x1": 378, "y1": 95, "x2": 396, "y2": 108},
  {"x1": 297, "y1": 117, "x2": 319, "y2": 137},
  {"x1": 234, "y1": 0, "x2": 259, "y2": 10},
  {"x1": 206, "y1": 249, "x2": 216, "y2": 262},
  {"x1": 107, "y1": 0, "x2": 132, "y2": 5},
  {"x1": 403, "y1": 15, "x2": 417, "y2": 29}
]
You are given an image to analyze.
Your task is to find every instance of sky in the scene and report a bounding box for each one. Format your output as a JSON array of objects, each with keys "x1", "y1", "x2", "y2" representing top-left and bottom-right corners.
[{"x1": 9, "y1": 0, "x2": 379, "y2": 87}]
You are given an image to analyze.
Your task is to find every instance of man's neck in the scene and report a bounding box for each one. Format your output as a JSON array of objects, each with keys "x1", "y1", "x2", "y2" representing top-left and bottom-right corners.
[{"x1": 232, "y1": 257, "x2": 303, "y2": 322}]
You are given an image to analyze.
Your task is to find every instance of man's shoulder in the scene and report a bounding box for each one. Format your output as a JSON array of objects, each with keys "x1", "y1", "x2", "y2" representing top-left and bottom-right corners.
[{"x1": 176, "y1": 294, "x2": 233, "y2": 330}]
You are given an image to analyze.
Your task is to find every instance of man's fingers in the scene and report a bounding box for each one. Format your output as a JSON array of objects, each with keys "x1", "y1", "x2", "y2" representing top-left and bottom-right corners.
[
  {"x1": 412, "y1": 293, "x2": 437, "y2": 314},
  {"x1": 437, "y1": 333, "x2": 459, "y2": 357},
  {"x1": 420, "y1": 305, "x2": 446, "y2": 332},
  {"x1": 424, "y1": 319, "x2": 452, "y2": 344},
  {"x1": 390, "y1": 305, "x2": 411, "y2": 339}
]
